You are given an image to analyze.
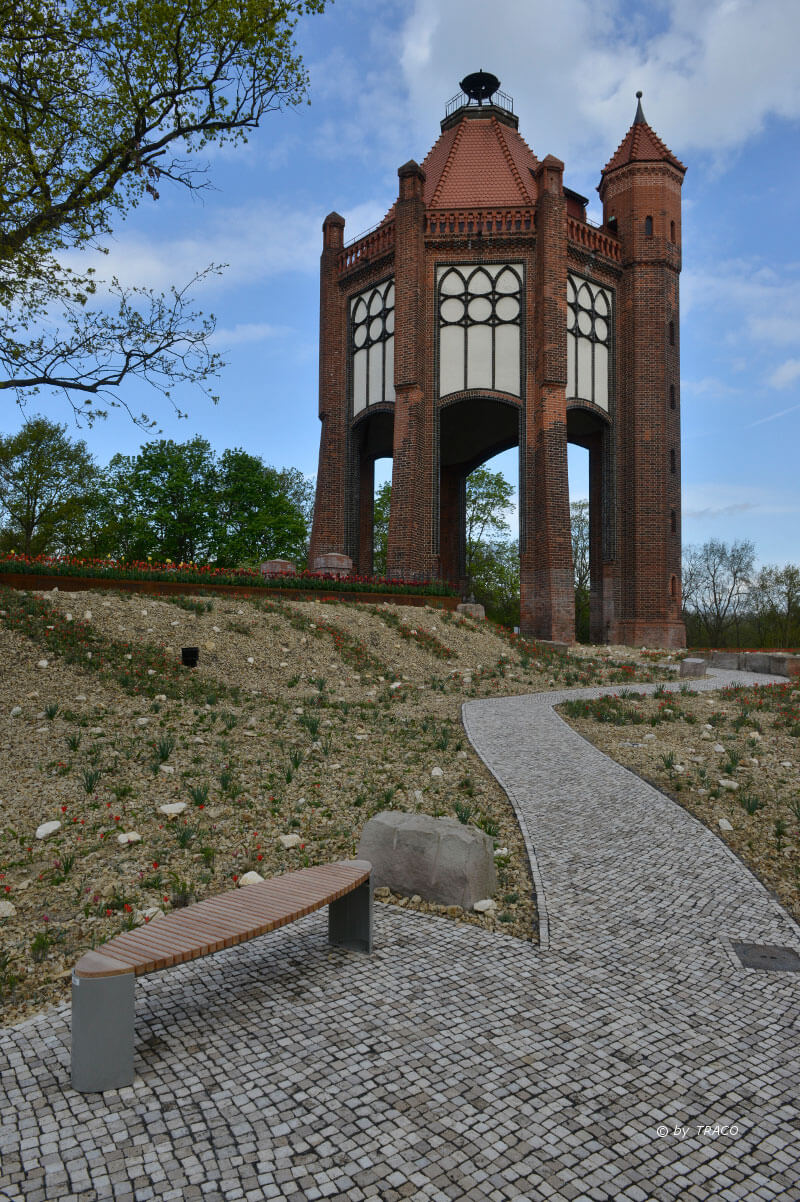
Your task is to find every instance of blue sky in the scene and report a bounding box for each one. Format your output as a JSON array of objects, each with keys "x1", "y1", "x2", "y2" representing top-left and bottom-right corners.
[{"x1": 11, "y1": 0, "x2": 800, "y2": 566}]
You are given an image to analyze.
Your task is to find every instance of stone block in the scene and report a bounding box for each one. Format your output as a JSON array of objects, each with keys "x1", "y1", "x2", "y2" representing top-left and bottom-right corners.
[
  {"x1": 357, "y1": 811, "x2": 496, "y2": 910},
  {"x1": 679, "y1": 657, "x2": 706, "y2": 678},
  {"x1": 741, "y1": 652, "x2": 772, "y2": 675},
  {"x1": 770, "y1": 654, "x2": 800, "y2": 678},
  {"x1": 259, "y1": 560, "x2": 296, "y2": 577},
  {"x1": 456, "y1": 602, "x2": 485, "y2": 620},
  {"x1": 312, "y1": 552, "x2": 353, "y2": 578},
  {"x1": 709, "y1": 651, "x2": 741, "y2": 670}
]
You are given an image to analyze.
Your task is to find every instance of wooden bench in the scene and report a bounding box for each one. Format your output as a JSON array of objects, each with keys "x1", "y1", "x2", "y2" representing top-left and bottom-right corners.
[{"x1": 71, "y1": 859, "x2": 372, "y2": 1092}]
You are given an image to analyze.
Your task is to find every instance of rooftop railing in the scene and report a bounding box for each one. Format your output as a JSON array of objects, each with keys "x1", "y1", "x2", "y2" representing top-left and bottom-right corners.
[{"x1": 444, "y1": 88, "x2": 514, "y2": 119}]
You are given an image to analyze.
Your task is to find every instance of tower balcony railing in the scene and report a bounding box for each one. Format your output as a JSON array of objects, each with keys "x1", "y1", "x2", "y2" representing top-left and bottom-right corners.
[
  {"x1": 444, "y1": 88, "x2": 514, "y2": 120},
  {"x1": 338, "y1": 221, "x2": 396, "y2": 272},
  {"x1": 337, "y1": 210, "x2": 621, "y2": 272},
  {"x1": 567, "y1": 216, "x2": 621, "y2": 261}
]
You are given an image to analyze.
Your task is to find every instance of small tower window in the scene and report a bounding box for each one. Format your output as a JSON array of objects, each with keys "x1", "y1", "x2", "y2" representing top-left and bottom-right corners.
[
  {"x1": 670, "y1": 448, "x2": 676, "y2": 474},
  {"x1": 669, "y1": 321, "x2": 675, "y2": 346},
  {"x1": 670, "y1": 509, "x2": 677, "y2": 533},
  {"x1": 644, "y1": 216, "x2": 653, "y2": 237},
  {"x1": 670, "y1": 384, "x2": 676, "y2": 410},
  {"x1": 670, "y1": 220, "x2": 676, "y2": 242}
]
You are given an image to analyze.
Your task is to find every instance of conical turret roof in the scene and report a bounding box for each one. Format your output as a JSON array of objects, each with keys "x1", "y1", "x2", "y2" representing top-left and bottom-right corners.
[{"x1": 601, "y1": 95, "x2": 685, "y2": 177}]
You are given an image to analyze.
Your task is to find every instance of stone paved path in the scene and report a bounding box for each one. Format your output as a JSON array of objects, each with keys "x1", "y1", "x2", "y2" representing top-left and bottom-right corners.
[{"x1": 2, "y1": 670, "x2": 800, "y2": 1202}]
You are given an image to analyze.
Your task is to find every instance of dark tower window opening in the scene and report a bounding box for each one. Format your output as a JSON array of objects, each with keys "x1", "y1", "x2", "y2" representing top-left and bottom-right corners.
[
  {"x1": 670, "y1": 220, "x2": 676, "y2": 242},
  {"x1": 670, "y1": 384, "x2": 676, "y2": 409},
  {"x1": 670, "y1": 448, "x2": 676, "y2": 474},
  {"x1": 645, "y1": 215, "x2": 653, "y2": 236},
  {"x1": 670, "y1": 509, "x2": 676, "y2": 532}
]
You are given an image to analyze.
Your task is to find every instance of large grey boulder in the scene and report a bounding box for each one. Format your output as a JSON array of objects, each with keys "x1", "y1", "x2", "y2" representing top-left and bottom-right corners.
[{"x1": 358, "y1": 811, "x2": 496, "y2": 909}]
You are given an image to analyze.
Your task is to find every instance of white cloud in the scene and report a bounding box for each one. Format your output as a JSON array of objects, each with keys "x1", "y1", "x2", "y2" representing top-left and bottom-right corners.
[
  {"x1": 60, "y1": 195, "x2": 399, "y2": 296},
  {"x1": 683, "y1": 259, "x2": 800, "y2": 358},
  {"x1": 397, "y1": 0, "x2": 800, "y2": 179},
  {"x1": 60, "y1": 203, "x2": 326, "y2": 295},
  {"x1": 768, "y1": 359, "x2": 800, "y2": 389}
]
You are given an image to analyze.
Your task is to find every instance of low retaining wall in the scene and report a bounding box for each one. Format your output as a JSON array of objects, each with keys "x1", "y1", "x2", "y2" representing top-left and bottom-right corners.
[
  {"x1": 0, "y1": 573, "x2": 459, "y2": 610},
  {"x1": 708, "y1": 650, "x2": 800, "y2": 678}
]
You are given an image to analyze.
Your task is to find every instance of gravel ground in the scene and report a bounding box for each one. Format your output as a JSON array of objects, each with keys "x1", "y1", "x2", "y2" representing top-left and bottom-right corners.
[
  {"x1": 0, "y1": 585, "x2": 678, "y2": 1024},
  {"x1": 559, "y1": 680, "x2": 800, "y2": 926}
]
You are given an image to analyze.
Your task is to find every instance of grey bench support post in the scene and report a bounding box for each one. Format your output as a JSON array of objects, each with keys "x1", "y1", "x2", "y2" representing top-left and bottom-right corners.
[
  {"x1": 71, "y1": 969, "x2": 135, "y2": 1092},
  {"x1": 328, "y1": 879, "x2": 373, "y2": 953}
]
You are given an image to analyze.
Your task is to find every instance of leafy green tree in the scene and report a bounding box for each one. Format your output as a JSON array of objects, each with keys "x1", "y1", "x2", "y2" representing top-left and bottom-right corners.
[
  {"x1": 212, "y1": 448, "x2": 307, "y2": 566},
  {"x1": 470, "y1": 538, "x2": 520, "y2": 628},
  {"x1": 465, "y1": 467, "x2": 514, "y2": 588},
  {"x1": 0, "y1": 0, "x2": 326, "y2": 425},
  {"x1": 104, "y1": 437, "x2": 218, "y2": 562},
  {"x1": 571, "y1": 499, "x2": 590, "y2": 642},
  {"x1": 373, "y1": 481, "x2": 391, "y2": 577},
  {"x1": 275, "y1": 466, "x2": 315, "y2": 552},
  {"x1": 0, "y1": 416, "x2": 101, "y2": 554}
]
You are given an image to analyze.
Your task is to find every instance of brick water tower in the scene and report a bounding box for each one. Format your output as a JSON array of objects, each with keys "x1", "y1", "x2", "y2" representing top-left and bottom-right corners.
[{"x1": 309, "y1": 74, "x2": 686, "y2": 647}]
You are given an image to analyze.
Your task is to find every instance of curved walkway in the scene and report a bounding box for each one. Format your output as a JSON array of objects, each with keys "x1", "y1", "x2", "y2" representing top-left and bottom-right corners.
[{"x1": 2, "y1": 670, "x2": 800, "y2": 1202}]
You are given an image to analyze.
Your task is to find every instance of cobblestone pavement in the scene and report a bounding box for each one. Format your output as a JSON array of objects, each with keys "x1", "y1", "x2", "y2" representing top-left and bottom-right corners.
[{"x1": 2, "y1": 670, "x2": 800, "y2": 1202}]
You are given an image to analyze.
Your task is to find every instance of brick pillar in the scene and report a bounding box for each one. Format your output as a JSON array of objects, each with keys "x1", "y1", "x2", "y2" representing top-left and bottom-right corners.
[
  {"x1": 439, "y1": 466, "x2": 465, "y2": 589},
  {"x1": 600, "y1": 160, "x2": 685, "y2": 647},
  {"x1": 387, "y1": 161, "x2": 434, "y2": 581},
  {"x1": 520, "y1": 155, "x2": 575, "y2": 642},
  {"x1": 309, "y1": 212, "x2": 348, "y2": 567}
]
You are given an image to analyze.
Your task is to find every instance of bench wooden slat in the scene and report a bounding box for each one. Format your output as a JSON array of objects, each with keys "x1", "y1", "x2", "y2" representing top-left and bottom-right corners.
[{"x1": 74, "y1": 861, "x2": 371, "y2": 980}]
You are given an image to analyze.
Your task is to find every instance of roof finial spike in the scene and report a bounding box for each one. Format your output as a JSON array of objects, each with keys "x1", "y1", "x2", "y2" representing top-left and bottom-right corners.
[{"x1": 634, "y1": 90, "x2": 646, "y2": 124}]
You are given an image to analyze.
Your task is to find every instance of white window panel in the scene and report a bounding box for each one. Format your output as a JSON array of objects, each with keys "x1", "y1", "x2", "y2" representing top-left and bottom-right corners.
[
  {"x1": 385, "y1": 336, "x2": 395, "y2": 403},
  {"x1": 495, "y1": 324, "x2": 520, "y2": 395},
  {"x1": 353, "y1": 350, "x2": 367, "y2": 414},
  {"x1": 368, "y1": 342, "x2": 383, "y2": 405},
  {"x1": 577, "y1": 337, "x2": 592, "y2": 401},
  {"x1": 567, "y1": 272, "x2": 612, "y2": 409},
  {"x1": 437, "y1": 263, "x2": 523, "y2": 397},
  {"x1": 350, "y1": 278, "x2": 395, "y2": 411},
  {"x1": 594, "y1": 343, "x2": 608, "y2": 410},
  {"x1": 440, "y1": 325, "x2": 465, "y2": 396},
  {"x1": 467, "y1": 323, "x2": 492, "y2": 389}
]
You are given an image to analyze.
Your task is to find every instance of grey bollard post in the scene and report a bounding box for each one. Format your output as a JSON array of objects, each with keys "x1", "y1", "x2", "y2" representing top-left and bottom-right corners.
[
  {"x1": 71, "y1": 970, "x2": 136, "y2": 1092},
  {"x1": 328, "y1": 879, "x2": 373, "y2": 953}
]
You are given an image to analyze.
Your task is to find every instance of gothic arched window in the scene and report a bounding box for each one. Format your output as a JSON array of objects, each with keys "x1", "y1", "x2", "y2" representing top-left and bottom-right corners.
[
  {"x1": 567, "y1": 274, "x2": 612, "y2": 410},
  {"x1": 351, "y1": 279, "x2": 395, "y2": 415},
  {"x1": 437, "y1": 263, "x2": 523, "y2": 397}
]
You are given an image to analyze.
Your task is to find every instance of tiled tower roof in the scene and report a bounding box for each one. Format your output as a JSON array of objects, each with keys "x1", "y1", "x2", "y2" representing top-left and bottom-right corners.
[
  {"x1": 601, "y1": 96, "x2": 686, "y2": 176},
  {"x1": 421, "y1": 111, "x2": 538, "y2": 207},
  {"x1": 378, "y1": 107, "x2": 539, "y2": 227}
]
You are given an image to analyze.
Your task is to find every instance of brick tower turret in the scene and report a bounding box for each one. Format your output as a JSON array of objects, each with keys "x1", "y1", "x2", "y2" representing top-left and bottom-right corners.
[
  {"x1": 598, "y1": 93, "x2": 686, "y2": 645},
  {"x1": 309, "y1": 78, "x2": 686, "y2": 647}
]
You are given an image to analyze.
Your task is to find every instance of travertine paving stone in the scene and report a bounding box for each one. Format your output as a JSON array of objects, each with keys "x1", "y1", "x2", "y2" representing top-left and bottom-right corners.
[{"x1": 1, "y1": 670, "x2": 799, "y2": 1201}]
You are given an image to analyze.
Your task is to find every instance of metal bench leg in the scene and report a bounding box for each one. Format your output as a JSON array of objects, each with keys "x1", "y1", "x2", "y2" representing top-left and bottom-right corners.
[
  {"x1": 71, "y1": 971, "x2": 135, "y2": 1092},
  {"x1": 328, "y1": 880, "x2": 372, "y2": 953}
]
